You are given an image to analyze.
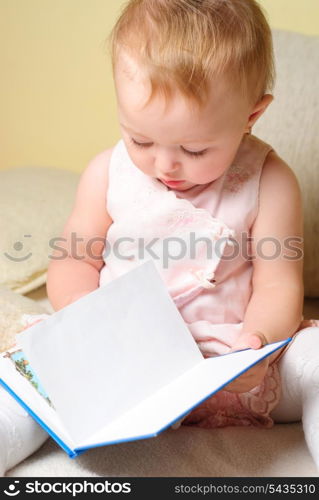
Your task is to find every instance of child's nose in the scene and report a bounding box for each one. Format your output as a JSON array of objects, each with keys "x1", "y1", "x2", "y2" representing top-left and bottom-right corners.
[{"x1": 155, "y1": 149, "x2": 180, "y2": 175}]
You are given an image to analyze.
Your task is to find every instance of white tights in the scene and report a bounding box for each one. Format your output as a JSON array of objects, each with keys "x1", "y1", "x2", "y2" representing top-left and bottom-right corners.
[
  {"x1": 0, "y1": 385, "x2": 48, "y2": 476},
  {"x1": 1, "y1": 326, "x2": 319, "y2": 475},
  {"x1": 271, "y1": 326, "x2": 319, "y2": 468}
]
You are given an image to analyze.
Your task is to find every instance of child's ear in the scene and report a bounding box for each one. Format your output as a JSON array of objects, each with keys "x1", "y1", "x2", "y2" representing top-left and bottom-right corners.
[{"x1": 245, "y1": 94, "x2": 273, "y2": 132}]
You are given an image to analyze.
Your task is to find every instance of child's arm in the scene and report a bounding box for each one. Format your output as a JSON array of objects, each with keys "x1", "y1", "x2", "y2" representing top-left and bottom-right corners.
[
  {"x1": 242, "y1": 151, "x2": 304, "y2": 342},
  {"x1": 226, "y1": 152, "x2": 304, "y2": 393},
  {"x1": 46, "y1": 148, "x2": 114, "y2": 311}
]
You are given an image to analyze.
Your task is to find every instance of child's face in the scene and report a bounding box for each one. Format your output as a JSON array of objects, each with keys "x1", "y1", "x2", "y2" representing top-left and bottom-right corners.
[{"x1": 115, "y1": 51, "x2": 256, "y2": 191}]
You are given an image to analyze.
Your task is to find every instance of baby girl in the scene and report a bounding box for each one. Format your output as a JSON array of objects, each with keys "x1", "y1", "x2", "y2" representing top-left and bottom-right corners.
[{"x1": 1, "y1": 0, "x2": 319, "y2": 475}]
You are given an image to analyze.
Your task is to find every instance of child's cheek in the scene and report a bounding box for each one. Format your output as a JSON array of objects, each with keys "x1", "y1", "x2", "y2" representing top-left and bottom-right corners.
[
  {"x1": 128, "y1": 148, "x2": 152, "y2": 174},
  {"x1": 194, "y1": 156, "x2": 230, "y2": 184},
  {"x1": 185, "y1": 160, "x2": 217, "y2": 185}
]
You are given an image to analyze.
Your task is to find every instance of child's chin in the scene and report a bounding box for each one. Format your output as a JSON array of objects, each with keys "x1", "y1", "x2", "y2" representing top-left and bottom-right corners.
[
  {"x1": 176, "y1": 182, "x2": 198, "y2": 191},
  {"x1": 175, "y1": 184, "x2": 193, "y2": 191}
]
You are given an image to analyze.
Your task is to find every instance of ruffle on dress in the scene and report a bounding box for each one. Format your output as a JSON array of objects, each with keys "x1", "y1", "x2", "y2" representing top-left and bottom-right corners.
[{"x1": 102, "y1": 140, "x2": 236, "y2": 309}]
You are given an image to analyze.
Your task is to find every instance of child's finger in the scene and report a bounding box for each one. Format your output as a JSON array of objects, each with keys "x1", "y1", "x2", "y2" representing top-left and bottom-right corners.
[
  {"x1": 248, "y1": 335, "x2": 263, "y2": 349},
  {"x1": 248, "y1": 331, "x2": 268, "y2": 349},
  {"x1": 229, "y1": 331, "x2": 268, "y2": 353}
]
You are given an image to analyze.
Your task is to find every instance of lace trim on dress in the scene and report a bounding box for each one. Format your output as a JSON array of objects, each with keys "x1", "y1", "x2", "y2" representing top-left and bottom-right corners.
[{"x1": 182, "y1": 363, "x2": 280, "y2": 429}]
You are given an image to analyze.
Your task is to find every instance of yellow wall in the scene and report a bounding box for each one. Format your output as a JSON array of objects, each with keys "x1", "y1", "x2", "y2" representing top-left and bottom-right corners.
[
  {"x1": 1, "y1": 0, "x2": 318, "y2": 173},
  {"x1": 260, "y1": 0, "x2": 319, "y2": 36}
]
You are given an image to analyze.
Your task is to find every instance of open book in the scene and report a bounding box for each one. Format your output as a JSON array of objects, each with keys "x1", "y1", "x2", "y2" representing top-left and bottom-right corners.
[{"x1": 0, "y1": 260, "x2": 290, "y2": 458}]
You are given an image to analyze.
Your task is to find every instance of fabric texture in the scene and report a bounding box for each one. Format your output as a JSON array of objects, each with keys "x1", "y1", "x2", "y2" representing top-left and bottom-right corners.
[
  {"x1": 254, "y1": 30, "x2": 319, "y2": 298},
  {"x1": 99, "y1": 133, "x2": 284, "y2": 428},
  {"x1": 270, "y1": 325, "x2": 319, "y2": 469},
  {"x1": 0, "y1": 384, "x2": 48, "y2": 476},
  {"x1": 0, "y1": 167, "x2": 79, "y2": 294},
  {"x1": 0, "y1": 286, "x2": 48, "y2": 353}
]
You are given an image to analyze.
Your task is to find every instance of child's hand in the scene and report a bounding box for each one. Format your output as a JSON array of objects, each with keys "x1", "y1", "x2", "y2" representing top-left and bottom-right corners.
[{"x1": 224, "y1": 331, "x2": 269, "y2": 393}]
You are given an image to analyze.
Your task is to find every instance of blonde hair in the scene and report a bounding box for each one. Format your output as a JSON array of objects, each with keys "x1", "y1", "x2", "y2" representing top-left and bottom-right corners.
[{"x1": 109, "y1": 0, "x2": 275, "y2": 109}]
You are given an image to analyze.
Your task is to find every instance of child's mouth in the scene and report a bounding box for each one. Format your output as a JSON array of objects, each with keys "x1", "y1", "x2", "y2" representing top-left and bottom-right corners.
[{"x1": 160, "y1": 178, "x2": 185, "y2": 187}]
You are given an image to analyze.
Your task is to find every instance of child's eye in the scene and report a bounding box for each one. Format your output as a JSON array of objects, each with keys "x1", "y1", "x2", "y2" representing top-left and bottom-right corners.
[
  {"x1": 181, "y1": 146, "x2": 208, "y2": 158},
  {"x1": 130, "y1": 138, "x2": 153, "y2": 148},
  {"x1": 130, "y1": 137, "x2": 207, "y2": 158}
]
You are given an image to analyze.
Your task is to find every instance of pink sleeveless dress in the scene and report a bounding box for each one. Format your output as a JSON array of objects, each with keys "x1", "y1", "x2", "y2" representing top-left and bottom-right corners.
[{"x1": 99, "y1": 132, "x2": 289, "y2": 429}]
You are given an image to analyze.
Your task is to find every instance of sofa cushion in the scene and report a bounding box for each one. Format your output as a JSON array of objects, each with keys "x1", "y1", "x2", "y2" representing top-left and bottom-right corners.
[
  {"x1": 0, "y1": 286, "x2": 48, "y2": 352},
  {"x1": 0, "y1": 167, "x2": 79, "y2": 295},
  {"x1": 254, "y1": 30, "x2": 319, "y2": 298}
]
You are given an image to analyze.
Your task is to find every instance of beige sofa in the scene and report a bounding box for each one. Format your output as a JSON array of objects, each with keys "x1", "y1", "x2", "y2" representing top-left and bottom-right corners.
[{"x1": 3, "y1": 29, "x2": 319, "y2": 477}]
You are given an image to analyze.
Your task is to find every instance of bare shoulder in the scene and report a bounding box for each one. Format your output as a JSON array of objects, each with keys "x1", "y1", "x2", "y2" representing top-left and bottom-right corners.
[
  {"x1": 71, "y1": 147, "x2": 114, "y2": 228},
  {"x1": 251, "y1": 149, "x2": 304, "y2": 254},
  {"x1": 254, "y1": 150, "x2": 303, "y2": 236},
  {"x1": 54, "y1": 147, "x2": 115, "y2": 270},
  {"x1": 260, "y1": 150, "x2": 302, "y2": 199}
]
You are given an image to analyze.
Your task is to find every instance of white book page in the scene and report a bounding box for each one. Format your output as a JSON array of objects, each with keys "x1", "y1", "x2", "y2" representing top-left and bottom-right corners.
[
  {"x1": 0, "y1": 352, "x2": 75, "y2": 452},
  {"x1": 77, "y1": 339, "x2": 289, "y2": 450},
  {"x1": 17, "y1": 260, "x2": 203, "y2": 443}
]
